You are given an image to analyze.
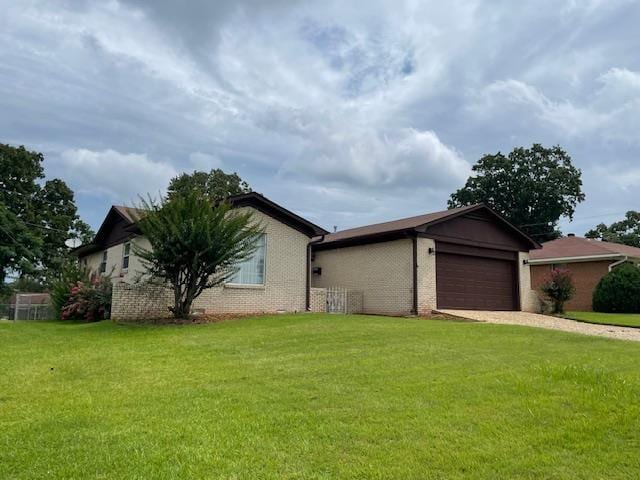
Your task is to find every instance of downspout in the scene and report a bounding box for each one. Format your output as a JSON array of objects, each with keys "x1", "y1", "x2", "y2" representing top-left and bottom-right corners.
[
  {"x1": 306, "y1": 235, "x2": 325, "y2": 311},
  {"x1": 609, "y1": 256, "x2": 628, "y2": 272},
  {"x1": 412, "y1": 235, "x2": 418, "y2": 315}
]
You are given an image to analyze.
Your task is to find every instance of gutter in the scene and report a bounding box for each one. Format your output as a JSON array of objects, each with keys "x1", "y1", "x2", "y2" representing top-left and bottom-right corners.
[
  {"x1": 526, "y1": 253, "x2": 623, "y2": 265},
  {"x1": 306, "y1": 235, "x2": 325, "y2": 311},
  {"x1": 608, "y1": 256, "x2": 628, "y2": 272}
]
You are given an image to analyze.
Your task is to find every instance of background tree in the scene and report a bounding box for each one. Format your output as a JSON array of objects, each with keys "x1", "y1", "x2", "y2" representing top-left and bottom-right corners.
[
  {"x1": 449, "y1": 144, "x2": 585, "y2": 242},
  {"x1": 585, "y1": 211, "x2": 640, "y2": 247},
  {"x1": 0, "y1": 143, "x2": 93, "y2": 289},
  {"x1": 167, "y1": 168, "x2": 251, "y2": 201},
  {"x1": 133, "y1": 191, "x2": 263, "y2": 319}
]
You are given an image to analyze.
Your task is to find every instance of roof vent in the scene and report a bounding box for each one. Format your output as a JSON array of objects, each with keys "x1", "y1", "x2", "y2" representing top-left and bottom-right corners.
[{"x1": 567, "y1": 233, "x2": 575, "y2": 237}]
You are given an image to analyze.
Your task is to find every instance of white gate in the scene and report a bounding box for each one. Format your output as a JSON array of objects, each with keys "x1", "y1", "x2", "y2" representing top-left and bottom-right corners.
[{"x1": 326, "y1": 286, "x2": 347, "y2": 313}]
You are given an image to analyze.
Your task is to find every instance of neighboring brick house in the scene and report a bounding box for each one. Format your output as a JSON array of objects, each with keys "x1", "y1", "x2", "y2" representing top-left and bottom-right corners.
[
  {"x1": 73, "y1": 193, "x2": 327, "y2": 319},
  {"x1": 528, "y1": 235, "x2": 640, "y2": 311},
  {"x1": 311, "y1": 204, "x2": 540, "y2": 315}
]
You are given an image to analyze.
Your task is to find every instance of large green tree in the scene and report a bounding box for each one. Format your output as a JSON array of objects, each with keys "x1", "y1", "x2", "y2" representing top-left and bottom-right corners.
[
  {"x1": 133, "y1": 191, "x2": 263, "y2": 319},
  {"x1": 449, "y1": 144, "x2": 585, "y2": 242},
  {"x1": 167, "y1": 168, "x2": 251, "y2": 201},
  {"x1": 585, "y1": 211, "x2": 640, "y2": 247},
  {"x1": 0, "y1": 144, "x2": 93, "y2": 288}
]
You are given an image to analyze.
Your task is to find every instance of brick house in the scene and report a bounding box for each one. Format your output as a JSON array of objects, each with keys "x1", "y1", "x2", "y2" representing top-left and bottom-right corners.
[
  {"x1": 75, "y1": 195, "x2": 540, "y2": 318},
  {"x1": 528, "y1": 235, "x2": 640, "y2": 311},
  {"x1": 74, "y1": 193, "x2": 328, "y2": 319},
  {"x1": 311, "y1": 204, "x2": 540, "y2": 315}
]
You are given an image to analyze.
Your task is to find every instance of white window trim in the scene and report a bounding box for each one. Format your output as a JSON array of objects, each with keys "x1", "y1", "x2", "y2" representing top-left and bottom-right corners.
[
  {"x1": 226, "y1": 234, "x2": 267, "y2": 287},
  {"x1": 99, "y1": 251, "x2": 108, "y2": 274},
  {"x1": 122, "y1": 241, "x2": 131, "y2": 272}
]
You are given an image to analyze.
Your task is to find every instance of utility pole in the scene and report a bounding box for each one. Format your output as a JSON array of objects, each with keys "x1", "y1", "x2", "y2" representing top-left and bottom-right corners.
[{"x1": 13, "y1": 294, "x2": 20, "y2": 321}]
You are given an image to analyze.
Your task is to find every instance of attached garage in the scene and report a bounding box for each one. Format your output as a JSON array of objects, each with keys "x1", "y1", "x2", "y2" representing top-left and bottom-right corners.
[
  {"x1": 311, "y1": 203, "x2": 540, "y2": 315},
  {"x1": 435, "y1": 243, "x2": 519, "y2": 310}
]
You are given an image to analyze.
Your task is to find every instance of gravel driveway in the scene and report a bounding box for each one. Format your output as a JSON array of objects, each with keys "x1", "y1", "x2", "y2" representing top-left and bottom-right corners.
[{"x1": 439, "y1": 310, "x2": 640, "y2": 342}]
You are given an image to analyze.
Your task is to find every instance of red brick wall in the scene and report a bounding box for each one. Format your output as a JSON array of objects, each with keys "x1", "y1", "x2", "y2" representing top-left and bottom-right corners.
[{"x1": 530, "y1": 261, "x2": 613, "y2": 311}]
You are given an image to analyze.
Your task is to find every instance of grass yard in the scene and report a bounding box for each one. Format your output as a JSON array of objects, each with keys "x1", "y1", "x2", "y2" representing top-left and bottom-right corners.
[
  {"x1": 2, "y1": 314, "x2": 640, "y2": 479},
  {"x1": 563, "y1": 311, "x2": 640, "y2": 328}
]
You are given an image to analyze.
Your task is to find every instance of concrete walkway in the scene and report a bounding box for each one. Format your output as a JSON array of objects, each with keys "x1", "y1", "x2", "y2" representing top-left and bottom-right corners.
[{"x1": 439, "y1": 310, "x2": 640, "y2": 342}]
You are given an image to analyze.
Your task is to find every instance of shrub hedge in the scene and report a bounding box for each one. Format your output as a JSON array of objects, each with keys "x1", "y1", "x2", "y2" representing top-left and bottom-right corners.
[{"x1": 592, "y1": 263, "x2": 640, "y2": 313}]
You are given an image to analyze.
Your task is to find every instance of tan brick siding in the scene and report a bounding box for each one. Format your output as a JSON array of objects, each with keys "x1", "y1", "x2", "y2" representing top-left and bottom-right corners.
[
  {"x1": 417, "y1": 237, "x2": 437, "y2": 314},
  {"x1": 311, "y1": 239, "x2": 413, "y2": 315},
  {"x1": 90, "y1": 208, "x2": 309, "y2": 319},
  {"x1": 518, "y1": 252, "x2": 539, "y2": 312},
  {"x1": 309, "y1": 288, "x2": 327, "y2": 313},
  {"x1": 530, "y1": 260, "x2": 613, "y2": 311}
]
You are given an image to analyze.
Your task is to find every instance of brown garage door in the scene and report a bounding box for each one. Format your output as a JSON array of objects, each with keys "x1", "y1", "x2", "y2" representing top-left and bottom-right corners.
[{"x1": 436, "y1": 248, "x2": 519, "y2": 311}]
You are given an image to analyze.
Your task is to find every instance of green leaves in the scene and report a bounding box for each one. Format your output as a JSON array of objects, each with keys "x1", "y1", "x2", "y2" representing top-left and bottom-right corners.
[
  {"x1": 167, "y1": 168, "x2": 251, "y2": 201},
  {"x1": 585, "y1": 211, "x2": 640, "y2": 247},
  {"x1": 449, "y1": 144, "x2": 585, "y2": 242},
  {"x1": 0, "y1": 143, "x2": 94, "y2": 287},
  {"x1": 133, "y1": 191, "x2": 264, "y2": 318}
]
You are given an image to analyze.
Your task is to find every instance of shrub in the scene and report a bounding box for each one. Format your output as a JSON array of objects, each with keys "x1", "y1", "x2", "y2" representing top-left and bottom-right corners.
[
  {"x1": 60, "y1": 276, "x2": 112, "y2": 322},
  {"x1": 593, "y1": 263, "x2": 640, "y2": 313},
  {"x1": 540, "y1": 268, "x2": 575, "y2": 314},
  {"x1": 49, "y1": 262, "x2": 91, "y2": 319}
]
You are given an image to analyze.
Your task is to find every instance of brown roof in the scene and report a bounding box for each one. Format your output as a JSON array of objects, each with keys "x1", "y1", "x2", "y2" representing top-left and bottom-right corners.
[
  {"x1": 113, "y1": 205, "x2": 143, "y2": 223},
  {"x1": 529, "y1": 236, "x2": 640, "y2": 261},
  {"x1": 317, "y1": 204, "x2": 493, "y2": 245}
]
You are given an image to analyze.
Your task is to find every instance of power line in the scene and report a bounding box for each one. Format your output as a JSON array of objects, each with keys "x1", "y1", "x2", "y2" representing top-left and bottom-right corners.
[{"x1": 519, "y1": 210, "x2": 632, "y2": 228}]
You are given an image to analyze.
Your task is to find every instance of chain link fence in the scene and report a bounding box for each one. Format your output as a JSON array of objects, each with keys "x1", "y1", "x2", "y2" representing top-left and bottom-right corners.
[{"x1": 0, "y1": 303, "x2": 55, "y2": 321}]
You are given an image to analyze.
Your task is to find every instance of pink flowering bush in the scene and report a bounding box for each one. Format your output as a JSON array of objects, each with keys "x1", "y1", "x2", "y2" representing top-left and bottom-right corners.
[
  {"x1": 539, "y1": 268, "x2": 575, "y2": 314},
  {"x1": 60, "y1": 275, "x2": 112, "y2": 322}
]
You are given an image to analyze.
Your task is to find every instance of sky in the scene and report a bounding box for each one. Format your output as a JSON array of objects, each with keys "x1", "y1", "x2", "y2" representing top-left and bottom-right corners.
[{"x1": 1, "y1": 0, "x2": 639, "y2": 235}]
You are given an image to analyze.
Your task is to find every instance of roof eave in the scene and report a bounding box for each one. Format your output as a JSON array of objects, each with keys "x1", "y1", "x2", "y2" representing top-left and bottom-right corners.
[{"x1": 527, "y1": 253, "x2": 629, "y2": 265}]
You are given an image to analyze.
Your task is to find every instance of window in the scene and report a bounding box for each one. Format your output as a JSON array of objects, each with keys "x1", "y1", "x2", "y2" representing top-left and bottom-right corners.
[
  {"x1": 99, "y1": 251, "x2": 107, "y2": 273},
  {"x1": 122, "y1": 242, "x2": 131, "y2": 270},
  {"x1": 229, "y1": 234, "x2": 266, "y2": 285}
]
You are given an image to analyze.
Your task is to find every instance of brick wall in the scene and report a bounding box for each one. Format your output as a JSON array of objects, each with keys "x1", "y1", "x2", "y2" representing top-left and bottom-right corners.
[
  {"x1": 311, "y1": 239, "x2": 413, "y2": 315},
  {"x1": 111, "y1": 282, "x2": 173, "y2": 320},
  {"x1": 309, "y1": 288, "x2": 327, "y2": 313},
  {"x1": 108, "y1": 208, "x2": 310, "y2": 319},
  {"x1": 518, "y1": 252, "x2": 539, "y2": 312},
  {"x1": 530, "y1": 260, "x2": 613, "y2": 311},
  {"x1": 417, "y1": 237, "x2": 437, "y2": 314}
]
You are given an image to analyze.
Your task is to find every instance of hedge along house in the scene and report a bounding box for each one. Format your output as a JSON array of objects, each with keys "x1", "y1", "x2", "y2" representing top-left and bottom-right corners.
[
  {"x1": 528, "y1": 235, "x2": 640, "y2": 311},
  {"x1": 311, "y1": 204, "x2": 541, "y2": 316},
  {"x1": 73, "y1": 193, "x2": 328, "y2": 319}
]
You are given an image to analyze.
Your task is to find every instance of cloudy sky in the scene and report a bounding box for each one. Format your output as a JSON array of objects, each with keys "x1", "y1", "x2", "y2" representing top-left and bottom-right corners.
[{"x1": 2, "y1": 0, "x2": 639, "y2": 234}]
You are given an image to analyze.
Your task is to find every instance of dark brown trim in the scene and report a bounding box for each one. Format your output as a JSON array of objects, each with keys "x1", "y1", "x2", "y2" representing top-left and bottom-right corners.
[
  {"x1": 419, "y1": 203, "x2": 541, "y2": 250},
  {"x1": 228, "y1": 192, "x2": 328, "y2": 238},
  {"x1": 306, "y1": 235, "x2": 325, "y2": 310},
  {"x1": 313, "y1": 230, "x2": 409, "y2": 251},
  {"x1": 435, "y1": 241, "x2": 519, "y2": 260},
  {"x1": 412, "y1": 235, "x2": 418, "y2": 315}
]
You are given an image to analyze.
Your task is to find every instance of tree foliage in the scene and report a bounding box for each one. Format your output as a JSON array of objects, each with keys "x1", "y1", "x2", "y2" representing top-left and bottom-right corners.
[
  {"x1": 133, "y1": 191, "x2": 263, "y2": 319},
  {"x1": 592, "y1": 263, "x2": 640, "y2": 313},
  {"x1": 585, "y1": 211, "x2": 640, "y2": 248},
  {"x1": 0, "y1": 144, "x2": 93, "y2": 288},
  {"x1": 539, "y1": 268, "x2": 575, "y2": 314},
  {"x1": 449, "y1": 144, "x2": 585, "y2": 242},
  {"x1": 167, "y1": 169, "x2": 251, "y2": 201}
]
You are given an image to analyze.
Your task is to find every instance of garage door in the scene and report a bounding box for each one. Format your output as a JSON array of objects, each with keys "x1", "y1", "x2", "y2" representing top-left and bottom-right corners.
[{"x1": 436, "y1": 247, "x2": 519, "y2": 311}]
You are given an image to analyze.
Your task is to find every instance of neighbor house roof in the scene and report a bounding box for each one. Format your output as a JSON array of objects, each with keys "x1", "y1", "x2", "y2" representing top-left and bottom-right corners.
[
  {"x1": 73, "y1": 192, "x2": 327, "y2": 257},
  {"x1": 314, "y1": 203, "x2": 540, "y2": 250},
  {"x1": 529, "y1": 235, "x2": 640, "y2": 263}
]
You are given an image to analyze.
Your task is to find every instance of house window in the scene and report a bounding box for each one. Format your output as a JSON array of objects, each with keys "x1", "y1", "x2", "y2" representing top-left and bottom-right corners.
[
  {"x1": 229, "y1": 234, "x2": 266, "y2": 285},
  {"x1": 122, "y1": 242, "x2": 131, "y2": 270},
  {"x1": 99, "y1": 251, "x2": 107, "y2": 273}
]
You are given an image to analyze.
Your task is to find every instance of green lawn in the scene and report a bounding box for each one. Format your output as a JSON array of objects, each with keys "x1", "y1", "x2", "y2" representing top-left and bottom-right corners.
[
  {"x1": 2, "y1": 315, "x2": 640, "y2": 479},
  {"x1": 563, "y1": 311, "x2": 640, "y2": 328}
]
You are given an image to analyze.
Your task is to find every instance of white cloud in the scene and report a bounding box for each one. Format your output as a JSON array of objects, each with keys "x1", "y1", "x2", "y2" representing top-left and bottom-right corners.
[
  {"x1": 188, "y1": 152, "x2": 222, "y2": 170},
  {"x1": 284, "y1": 128, "x2": 469, "y2": 189},
  {"x1": 59, "y1": 149, "x2": 177, "y2": 200}
]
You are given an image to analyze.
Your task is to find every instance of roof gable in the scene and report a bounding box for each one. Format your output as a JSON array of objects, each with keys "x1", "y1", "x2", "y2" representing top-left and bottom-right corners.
[{"x1": 315, "y1": 204, "x2": 539, "y2": 251}]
